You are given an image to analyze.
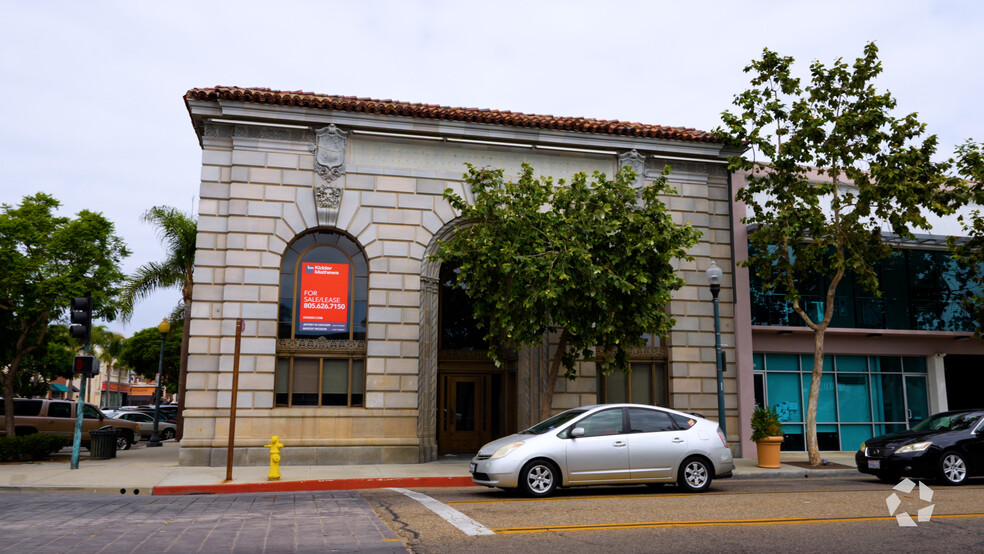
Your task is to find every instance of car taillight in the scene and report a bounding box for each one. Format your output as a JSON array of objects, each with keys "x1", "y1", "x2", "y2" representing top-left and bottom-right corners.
[{"x1": 717, "y1": 427, "x2": 727, "y2": 447}]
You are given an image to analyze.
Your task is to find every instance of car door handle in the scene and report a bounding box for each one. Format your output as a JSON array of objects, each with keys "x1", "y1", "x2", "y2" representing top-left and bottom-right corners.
[
  {"x1": 613, "y1": 441, "x2": 626, "y2": 448},
  {"x1": 672, "y1": 437, "x2": 684, "y2": 443}
]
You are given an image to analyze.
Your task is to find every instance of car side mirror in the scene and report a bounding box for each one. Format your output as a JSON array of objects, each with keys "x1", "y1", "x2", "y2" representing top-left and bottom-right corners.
[{"x1": 570, "y1": 427, "x2": 585, "y2": 438}]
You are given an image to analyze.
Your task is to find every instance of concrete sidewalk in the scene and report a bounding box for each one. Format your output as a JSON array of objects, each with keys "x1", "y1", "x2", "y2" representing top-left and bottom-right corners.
[{"x1": 0, "y1": 441, "x2": 862, "y2": 496}]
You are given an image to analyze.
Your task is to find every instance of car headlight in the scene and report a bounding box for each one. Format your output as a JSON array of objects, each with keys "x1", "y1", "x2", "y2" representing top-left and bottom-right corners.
[
  {"x1": 895, "y1": 441, "x2": 932, "y2": 454},
  {"x1": 491, "y1": 441, "x2": 525, "y2": 459}
]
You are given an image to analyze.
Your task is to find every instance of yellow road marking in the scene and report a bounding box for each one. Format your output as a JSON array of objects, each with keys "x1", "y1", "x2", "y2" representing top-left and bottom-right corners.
[
  {"x1": 447, "y1": 486, "x2": 984, "y2": 505},
  {"x1": 491, "y1": 513, "x2": 984, "y2": 534}
]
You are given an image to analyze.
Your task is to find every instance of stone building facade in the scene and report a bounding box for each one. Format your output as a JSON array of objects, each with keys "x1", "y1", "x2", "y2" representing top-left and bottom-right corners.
[{"x1": 180, "y1": 87, "x2": 742, "y2": 466}]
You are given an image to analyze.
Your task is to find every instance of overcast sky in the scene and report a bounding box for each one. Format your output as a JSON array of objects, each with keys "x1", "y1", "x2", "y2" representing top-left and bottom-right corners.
[{"x1": 2, "y1": 1, "x2": 982, "y2": 337}]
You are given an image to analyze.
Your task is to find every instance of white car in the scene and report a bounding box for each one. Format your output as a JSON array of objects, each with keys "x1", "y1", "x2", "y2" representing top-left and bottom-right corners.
[
  {"x1": 109, "y1": 411, "x2": 177, "y2": 441},
  {"x1": 470, "y1": 404, "x2": 734, "y2": 497}
]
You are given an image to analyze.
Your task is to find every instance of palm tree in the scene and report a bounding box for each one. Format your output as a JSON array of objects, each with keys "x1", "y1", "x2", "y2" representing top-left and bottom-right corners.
[
  {"x1": 94, "y1": 329, "x2": 127, "y2": 407},
  {"x1": 119, "y1": 206, "x2": 196, "y2": 440}
]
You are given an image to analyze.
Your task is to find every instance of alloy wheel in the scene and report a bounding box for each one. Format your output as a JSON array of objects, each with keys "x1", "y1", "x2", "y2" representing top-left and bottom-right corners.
[
  {"x1": 527, "y1": 465, "x2": 553, "y2": 493},
  {"x1": 942, "y1": 453, "x2": 967, "y2": 484}
]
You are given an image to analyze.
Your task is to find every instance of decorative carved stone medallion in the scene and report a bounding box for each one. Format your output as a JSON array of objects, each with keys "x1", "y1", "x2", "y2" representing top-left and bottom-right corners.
[
  {"x1": 618, "y1": 149, "x2": 646, "y2": 185},
  {"x1": 312, "y1": 124, "x2": 348, "y2": 208}
]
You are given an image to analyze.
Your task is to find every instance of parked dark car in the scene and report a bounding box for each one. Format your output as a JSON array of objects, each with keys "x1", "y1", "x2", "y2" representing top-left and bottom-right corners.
[
  {"x1": 118, "y1": 405, "x2": 178, "y2": 423},
  {"x1": 856, "y1": 409, "x2": 984, "y2": 485}
]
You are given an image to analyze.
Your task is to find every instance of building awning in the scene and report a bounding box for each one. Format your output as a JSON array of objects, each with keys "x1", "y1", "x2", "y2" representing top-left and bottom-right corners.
[{"x1": 50, "y1": 383, "x2": 69, "y2": 392}]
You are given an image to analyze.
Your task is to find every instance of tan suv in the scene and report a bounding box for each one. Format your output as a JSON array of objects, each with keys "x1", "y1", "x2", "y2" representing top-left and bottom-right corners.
[{"x1": 0, "y1": 398, "x2": 141, "y2": 450}]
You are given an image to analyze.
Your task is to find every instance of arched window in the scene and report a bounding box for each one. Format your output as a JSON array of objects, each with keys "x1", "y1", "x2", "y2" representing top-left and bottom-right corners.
[{"x1": 275, "y1": 230, "x2": 368, "y2": 407}]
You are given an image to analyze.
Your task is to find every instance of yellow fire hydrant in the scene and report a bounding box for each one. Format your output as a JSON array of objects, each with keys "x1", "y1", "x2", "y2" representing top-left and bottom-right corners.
[{"x1": 264, "y1": 435, "x2": 284, "y2": 481}]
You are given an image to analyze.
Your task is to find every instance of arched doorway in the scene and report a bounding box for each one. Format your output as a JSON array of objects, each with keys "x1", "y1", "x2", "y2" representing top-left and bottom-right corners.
[{"x1": 436, "y1": 262, "x2": 517, "y2": 453}]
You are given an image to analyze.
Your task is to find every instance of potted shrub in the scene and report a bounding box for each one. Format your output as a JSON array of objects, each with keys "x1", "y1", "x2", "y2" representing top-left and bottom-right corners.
[{"x1": 751, "y1": 405, "x2": 784, "y2": 468}]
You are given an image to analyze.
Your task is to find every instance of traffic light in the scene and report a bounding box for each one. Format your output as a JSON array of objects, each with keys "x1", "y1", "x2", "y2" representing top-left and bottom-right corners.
[
  {"x1": 69, "y1": 296, "x2": 92, "y2": 344},
  {"x1": 74, "y1": 355, "x2": 100, "y2": 378}
]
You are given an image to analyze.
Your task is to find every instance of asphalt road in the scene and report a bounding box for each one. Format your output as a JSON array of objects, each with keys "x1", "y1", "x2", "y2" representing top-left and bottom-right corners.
[{"x1": 362, "y1": 476, "x2": 984, "y2": 553}]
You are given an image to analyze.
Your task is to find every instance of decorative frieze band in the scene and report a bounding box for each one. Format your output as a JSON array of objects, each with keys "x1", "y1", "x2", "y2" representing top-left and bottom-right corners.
[
  {"x1": 648, "y1": 157, "x2": 729, "y2": 178},
  {"x1": 201, "y1": 123, "x2": 315, "y2": 143},
  {"x1": 277, "y1": 338, "x2": 367, "y2": 354}
]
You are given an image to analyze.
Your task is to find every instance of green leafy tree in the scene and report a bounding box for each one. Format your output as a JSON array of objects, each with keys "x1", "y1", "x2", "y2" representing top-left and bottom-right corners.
[
  {"x1": 950, "y1": 141, "x2": 984, "y2": 336},
  {"x1": 0, "y1": 193, "x2": 129, "y2": 436},
  {"x1": 437, "y1": 163, "x2": 700, "y2": 419},
  {"x1": 119, "y1": 322, "x2": 182, "y2": 395},
  {"x1": 118, "y1": 206, "x2": 196, "y2": 437},
  {"x1": 5, "y1": 324, "x2": 75, "y2": 398},
  {"x1": 718, "y1": 43, "x2": 970, "y2": 465}
]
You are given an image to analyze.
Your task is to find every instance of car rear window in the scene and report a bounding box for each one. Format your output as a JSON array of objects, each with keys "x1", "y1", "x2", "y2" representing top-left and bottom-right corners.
[
  {"x1": 2, "y1": 400, "x2": 44, "y2": 416},
  {"x1": 671, "y1": 413, "x2": 697, "y2": 429}
]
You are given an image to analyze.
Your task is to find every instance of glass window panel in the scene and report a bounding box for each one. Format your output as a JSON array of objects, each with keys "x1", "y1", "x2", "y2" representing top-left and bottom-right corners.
[
  {"x1": 628, "y1": 407, "x2": 674, "y2": 432},
  {"x1": 766, "y1": 353, "x2": 800, "y2": 371},
  {"x1": 881, "y1": 251, "x2": 911, "y2": 330},
  {"x1": 905, "y1": 376, "x2": 929, "y2": 428},
  {"x1": 780, "y1": 424, "x2": 804, "y2": 451},
  {"x1": 630, "y1": 363, "x2": 652, "y2": 405},
  {"x1": 902, "y1": 357, "x2": 927, "y2": 373},
  {"x1": 800, "y1": 355, "x2": 832, "y2": 372},
  {"x1": 875, "y1": 423, "x2": 907, "y2": 436},
  {"x1": 322, "y1": 359, "x2": 348, "y2": 406},
  {"x1": 753, "y1": 353, "x2": 764, "y2": 371},
  {"x1": 351, "y1": 359, "x2": 365, "y2": 406},
  {"x1": 578, "y1": 409, "x2": 624, "y2": 437},
  {"x1": 275, "y1": 358, "x2": 290, "y2": 407},
  {"x1": 766, "y1": 372, "x2": 802, "y2": 422},
  {"x1": 817, "y1": 423, "x2": 839, "y2": 450},
  {"x1": 82, "y1": 405, "x2": 100, "y2": 419},
  {"x1": 871, "y1": 374, "x2": 905, "y2": 422},
  {"x1": 653, "y1": 363, "x2": 667, "y2": 406},
  {"x1": 49, "y1": 402, "x2": 71, "y2": 418},
  {"x1": 802, "y1": 373, "x2": 837, "y2": 422},
  {"x1": 754, "y1": 373, "x2": 765, "y2": 407},
  {"x1": 454, "y1": 381, "x2": 476, "y2": 431},
  {"x1": 835, "y1": 355, "x2": 867, "y2": 372},
  {"x1": 840, "y1": 425, "x2": 874, "y2": 451},
  {"x1": 836, "y1": 373, "x2": 871, "y2": 422},
  {"x1": 291, "y1": 358, "x2": 319, "y2": 406},
  {"x1": 873, "y1": 356, "x2": 902, "y2": 373},
  {"x1": 12, "y1": 400, "x2": 43, "y2": 416},
  {"x1": 606, "y1": 371, "x2": 628, "y2": 404}
]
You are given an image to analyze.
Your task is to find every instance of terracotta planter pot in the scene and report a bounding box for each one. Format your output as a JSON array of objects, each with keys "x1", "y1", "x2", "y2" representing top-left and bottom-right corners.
[{"x1": 755, "y1": 435, "x2": 784, "y2": 468}]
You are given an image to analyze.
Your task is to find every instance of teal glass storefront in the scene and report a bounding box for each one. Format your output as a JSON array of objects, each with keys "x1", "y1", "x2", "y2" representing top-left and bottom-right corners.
[
  {"x1": 750, "y1": 248, "x2": 980, "y2": 332},
  {"x1": 753, "y1": 353, "x2": 930, "y2": 451}
]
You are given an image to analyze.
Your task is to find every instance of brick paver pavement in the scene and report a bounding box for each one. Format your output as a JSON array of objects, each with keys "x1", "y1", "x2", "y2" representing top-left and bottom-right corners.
[{"x1": 0, "y1": 491, "x2": 406, "y2": 553}]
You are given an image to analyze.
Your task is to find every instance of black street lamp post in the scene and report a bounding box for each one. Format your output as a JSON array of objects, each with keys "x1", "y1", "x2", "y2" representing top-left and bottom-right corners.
[
  {"x1": 706, "y1": 261, "x2": 727, "y2": 437},
  {"x1": 148, "y1": 318, "x2": 170, "y2": 447}
]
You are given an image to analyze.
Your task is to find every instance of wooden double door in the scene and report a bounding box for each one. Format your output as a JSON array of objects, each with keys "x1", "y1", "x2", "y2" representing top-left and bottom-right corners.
[{"x1": 437, "y1": 370, "x2": 515, "y2": 454}]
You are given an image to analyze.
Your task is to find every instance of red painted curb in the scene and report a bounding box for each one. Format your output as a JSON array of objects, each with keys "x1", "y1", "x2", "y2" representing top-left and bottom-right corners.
[{"x1": 152, "y1": 475, "x2": 476, "y2": 496}]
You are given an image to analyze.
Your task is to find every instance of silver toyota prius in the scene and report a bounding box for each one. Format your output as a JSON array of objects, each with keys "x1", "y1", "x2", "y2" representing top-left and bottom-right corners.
[{"x1": 470, "y1": 404, "x2": 734, "y2": 497}]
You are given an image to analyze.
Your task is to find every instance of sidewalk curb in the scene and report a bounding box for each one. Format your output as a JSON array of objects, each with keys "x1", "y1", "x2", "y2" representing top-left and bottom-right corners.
[
  {"x1": 151, "y1": 475, "x2": 476, "y2": 496},
  {"x1": 731, "y1": 468, "x2": 860, "y2": 480},
  {"x1": 0, "y1": 486, "x2": 150, "y2": 495}
]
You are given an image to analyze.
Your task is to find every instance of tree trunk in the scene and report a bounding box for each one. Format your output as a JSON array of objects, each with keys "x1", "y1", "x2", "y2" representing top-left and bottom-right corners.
[
  {"x1": 3, "y1": 371, "x2": 16, "y2": 437},
  {"x1": 176, "y1": 302, "x2": 191, "y2": 441},
  {"x1": 539, "y1": 329, "x2": 569, "y2": 421},
  {"x1": 806, "y1": 329, "x2": 826, "y2": 466}
]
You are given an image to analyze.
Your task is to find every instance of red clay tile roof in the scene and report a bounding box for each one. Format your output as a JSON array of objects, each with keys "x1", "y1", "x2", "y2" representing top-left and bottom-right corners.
[{"x1": 185, "y1": 86, "x2": 720, "y2": 143}]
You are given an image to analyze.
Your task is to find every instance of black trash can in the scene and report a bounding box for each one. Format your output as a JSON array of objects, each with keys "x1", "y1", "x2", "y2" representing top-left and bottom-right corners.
[{"x1": 89, "y1": 426, "x2": 118, "y2": 460}]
